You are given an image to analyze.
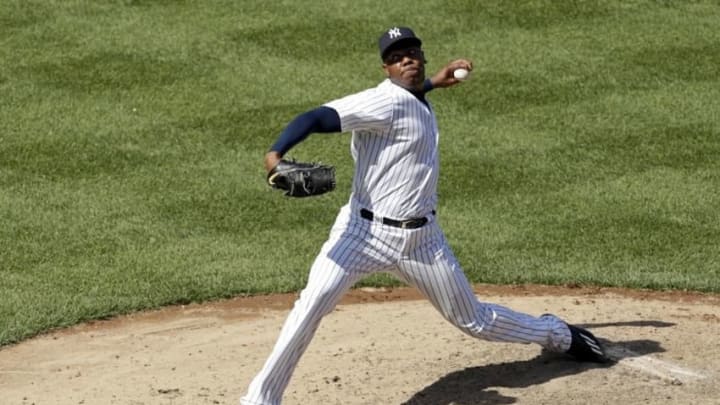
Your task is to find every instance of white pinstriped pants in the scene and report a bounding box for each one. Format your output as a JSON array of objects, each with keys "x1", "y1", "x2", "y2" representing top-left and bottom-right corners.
[{"x1": 240, "y1": 204, "x2": 571, "y2": 405}]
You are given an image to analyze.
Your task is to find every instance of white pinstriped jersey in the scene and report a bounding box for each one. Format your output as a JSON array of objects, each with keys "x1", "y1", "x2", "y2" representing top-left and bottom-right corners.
[
  {"x1": 242, "y1": 74, "x2": 575, "y2": 405},
  {"x1": 324, "y1": 79, "x2": 439, "y2": 220}
]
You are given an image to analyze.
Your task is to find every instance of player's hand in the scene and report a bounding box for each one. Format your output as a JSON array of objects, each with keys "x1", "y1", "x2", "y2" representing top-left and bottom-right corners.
[
  {"x1": 266, "y1": 159, "x2": 336, "y2": 198},
  {"x1": 430, "y1": 59, "x2": 473, "y2": 88}
]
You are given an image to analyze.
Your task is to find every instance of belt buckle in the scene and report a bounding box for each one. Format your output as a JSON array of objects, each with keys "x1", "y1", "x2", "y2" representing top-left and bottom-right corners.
[{"x1": 400, "y1": 218, "x2": 422, "y2": 229}]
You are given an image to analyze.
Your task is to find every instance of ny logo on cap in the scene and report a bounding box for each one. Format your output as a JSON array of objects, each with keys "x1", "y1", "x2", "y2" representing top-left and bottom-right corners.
[{"x1": 388, "y1": 27, "x2": 402, "y2": 39}]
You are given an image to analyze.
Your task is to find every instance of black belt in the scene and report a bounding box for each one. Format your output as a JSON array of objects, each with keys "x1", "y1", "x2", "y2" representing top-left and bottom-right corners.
[{"x1": 360, "y1": 209, "x2": 433, "y2": 229}]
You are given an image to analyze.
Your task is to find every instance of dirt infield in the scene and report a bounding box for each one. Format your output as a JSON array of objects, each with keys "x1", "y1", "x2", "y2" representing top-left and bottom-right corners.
[{"x1": 1, "y1": 284, "x2": 718, "y2": 405}]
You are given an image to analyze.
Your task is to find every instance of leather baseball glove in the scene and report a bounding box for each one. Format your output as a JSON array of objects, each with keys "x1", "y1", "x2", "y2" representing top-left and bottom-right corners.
[{"x1": 267, "y1": 159, "x2": 336, "y2": 197}]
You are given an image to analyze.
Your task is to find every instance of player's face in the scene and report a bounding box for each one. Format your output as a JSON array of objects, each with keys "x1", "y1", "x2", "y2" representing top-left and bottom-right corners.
[{"x1": 382, "y1": 46, "x2": 426, "y2": 90}]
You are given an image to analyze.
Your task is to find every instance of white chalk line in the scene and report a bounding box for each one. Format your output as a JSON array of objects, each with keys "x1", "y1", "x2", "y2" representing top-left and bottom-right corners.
[{"x1": 605, "y1": 345, "x2": 709, "y2": 383}]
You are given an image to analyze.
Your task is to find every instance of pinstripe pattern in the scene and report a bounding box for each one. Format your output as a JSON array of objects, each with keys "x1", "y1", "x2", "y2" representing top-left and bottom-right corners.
[
  {"x1": 326, "y1": 79, "x2": 439, "y2": 220},
  {"x1": 241, "y1": 81, "x2": 571, "y2": 405}
]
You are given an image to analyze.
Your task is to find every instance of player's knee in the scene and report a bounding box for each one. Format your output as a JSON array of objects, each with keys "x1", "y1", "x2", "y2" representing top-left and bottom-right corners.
[
  {"x1": 295, "y1": 286, "x2": 344, "y2": 317},
  {"x1": 453, "y1": 321, "x2": 487, "y2": 338},
  {"x1": 445, "y1": 307, "x2": 497, "y2": 339}
]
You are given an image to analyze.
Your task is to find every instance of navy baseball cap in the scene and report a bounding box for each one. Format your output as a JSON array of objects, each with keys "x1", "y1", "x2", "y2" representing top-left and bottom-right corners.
[{"x1": 378, "y1": 26, "x2": 422, "y2": 60}]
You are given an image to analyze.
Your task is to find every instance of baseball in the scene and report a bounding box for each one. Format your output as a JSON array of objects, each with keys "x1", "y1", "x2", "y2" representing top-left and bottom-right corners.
[{"x1": 453, "y1": 68, "x2": 469, "y2": 81}]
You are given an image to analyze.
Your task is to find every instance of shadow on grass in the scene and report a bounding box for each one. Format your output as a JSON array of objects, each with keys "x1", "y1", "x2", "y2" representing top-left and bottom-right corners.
[{"x1": 402, "y1": 321, "x2": 666, "y2": 405}]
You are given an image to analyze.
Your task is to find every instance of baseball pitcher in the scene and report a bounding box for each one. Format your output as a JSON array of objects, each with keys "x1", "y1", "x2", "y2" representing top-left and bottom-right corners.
[{"x1": 241, "y1": 26, "x2": 609, "y2": 405}]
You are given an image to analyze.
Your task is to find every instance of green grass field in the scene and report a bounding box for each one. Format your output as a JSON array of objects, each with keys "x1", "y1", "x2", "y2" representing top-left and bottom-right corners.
[{"x1": 1, "y1": 0, "x2": 719, "y2": 346}]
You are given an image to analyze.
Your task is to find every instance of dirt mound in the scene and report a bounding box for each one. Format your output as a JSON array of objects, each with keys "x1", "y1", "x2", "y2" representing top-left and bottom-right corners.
[{"x1": 1, "y1": 285, "x2": 718, "y2": 404}]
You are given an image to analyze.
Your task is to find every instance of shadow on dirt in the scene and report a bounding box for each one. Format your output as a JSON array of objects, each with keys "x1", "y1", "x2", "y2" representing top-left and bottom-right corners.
[
  {"x1": 402, "y1": 321, "x2": 666, "y2": 405},
  {"x1": 579, "y1": 320, "x2": 676, "y2": 328}
]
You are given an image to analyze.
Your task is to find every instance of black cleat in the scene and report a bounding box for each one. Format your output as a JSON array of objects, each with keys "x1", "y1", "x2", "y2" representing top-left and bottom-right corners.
[{"x1": 566, "y1": 324, "x2": 610, "y2": 363}]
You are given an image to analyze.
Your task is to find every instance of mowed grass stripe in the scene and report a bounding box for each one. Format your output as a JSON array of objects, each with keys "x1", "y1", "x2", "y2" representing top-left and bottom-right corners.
[{"x1": 1, "y1": 0, "x2": 718, "y2": 346}]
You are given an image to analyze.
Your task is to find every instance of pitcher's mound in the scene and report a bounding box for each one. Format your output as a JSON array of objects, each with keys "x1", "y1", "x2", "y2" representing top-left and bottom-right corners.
[{"x1": 1, "y1": 284, "x2": 718, "y2": 405}]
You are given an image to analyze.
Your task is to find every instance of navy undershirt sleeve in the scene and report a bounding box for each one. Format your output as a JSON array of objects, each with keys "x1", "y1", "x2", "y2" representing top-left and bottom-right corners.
[
  {"x1": 269, "y1": 106, "x2": 341, "y2": 155},
  {"x1": 423, "y1": 78, "x2": 434, "y2": 93}
]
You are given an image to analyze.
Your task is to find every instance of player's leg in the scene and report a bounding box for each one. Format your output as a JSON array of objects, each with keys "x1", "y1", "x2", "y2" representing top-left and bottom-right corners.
[
  {"x1": 396, "y1": 231, "x2": 571, "y2": 352},
  {"x1": 241, "y1": 209, "x2": 393, "y2": 405},
  {"x1": 241, "y1": 248, "x2": 364, "y2": 405}
]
